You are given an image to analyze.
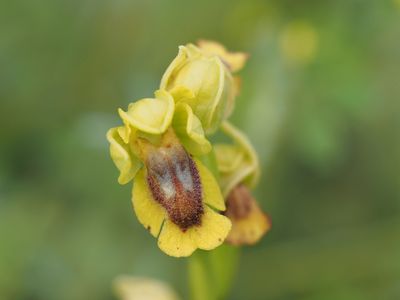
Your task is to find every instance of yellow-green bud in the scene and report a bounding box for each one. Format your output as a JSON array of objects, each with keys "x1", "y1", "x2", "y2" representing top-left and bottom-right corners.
[
  {"x1": 160, "y1": 42, "x2": 247, "y2": 134},
  {"x1": 214, "y1": 122, "x2": 260, "y2": 197}
]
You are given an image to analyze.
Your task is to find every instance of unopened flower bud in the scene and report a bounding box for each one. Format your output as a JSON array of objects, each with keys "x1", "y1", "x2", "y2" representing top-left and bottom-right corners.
[{"x1": 160, "y1": 42, "x2": 247, "y2": 134}]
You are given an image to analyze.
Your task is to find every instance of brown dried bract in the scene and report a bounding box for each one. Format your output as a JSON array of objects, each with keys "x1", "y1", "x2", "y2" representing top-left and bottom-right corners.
[{"x1": 146, "y1": 144, "x2": 203, "y2": 231}]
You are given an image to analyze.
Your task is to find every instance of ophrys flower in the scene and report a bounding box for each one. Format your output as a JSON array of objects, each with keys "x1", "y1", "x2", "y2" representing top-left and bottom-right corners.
[{"x1": 107, "y1": 90, "x2": 231, "y2": 257}]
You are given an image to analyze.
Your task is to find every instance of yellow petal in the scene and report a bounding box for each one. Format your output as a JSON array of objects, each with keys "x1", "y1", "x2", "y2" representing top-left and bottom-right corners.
[
  {"x1": 172, "y1": 103, "x2": 211, "y2": 156},
  {"x1": 119, "y1": 90, "x2": 174, "y2": 135},
  {"x1": 117, "y1": 123, "x2": 132, "y2": 144},
  {"x1": 191, "y1": 206, "x2": 231, "y2": 250},
  {"x1": 194, "y1": 158, "x2": 226, "y2": 211},
  {"x1": 132, "y1": 168, "x2": 166, "y2": 237},
  {"x1": 107, "y1": 127, "x2": 141, "y2": 185},
  {"x1": 203, "y1": 56, "x2": 231, "y2": 134},
  {"x1": 160, "y1": 46, "x2": 189, "y2": 91},
  {"x1": 169, "y1": 85, "x2": 196, "y2": 103},
  {"x1": 157, "y1": 219, "x2": 197, "y2": 257},
  {"x1": 197, "y1": 40, "x2": 249, "y2": 72}
]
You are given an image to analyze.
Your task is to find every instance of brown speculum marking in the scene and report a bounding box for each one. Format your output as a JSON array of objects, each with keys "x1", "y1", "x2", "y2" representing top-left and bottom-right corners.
[
  {"x1": 224, "y1": 184, "x2": 253, "y2": 220},
  {"x1": 146, "y1": 144, "x2": 203, "y2": 231}
]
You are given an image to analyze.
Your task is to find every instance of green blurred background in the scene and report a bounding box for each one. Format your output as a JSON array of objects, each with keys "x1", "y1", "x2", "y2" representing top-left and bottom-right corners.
[{"x1": 1, "y1": 0, "x2": 399, "y2": 299}]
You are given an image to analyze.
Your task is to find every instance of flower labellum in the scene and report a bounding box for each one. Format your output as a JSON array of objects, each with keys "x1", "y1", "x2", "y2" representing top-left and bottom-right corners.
[{"x1": 145, "y1": 142, "x2": 203, "y2": 231}]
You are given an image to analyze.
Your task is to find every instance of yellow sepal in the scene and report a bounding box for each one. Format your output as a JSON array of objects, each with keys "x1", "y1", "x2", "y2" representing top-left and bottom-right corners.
[
  {"x1": 107, "y1": 127, "x2": 142, "y2": 185},
  {"x1": 118, "y1": 90, "x2": 174, "y2": 135}
]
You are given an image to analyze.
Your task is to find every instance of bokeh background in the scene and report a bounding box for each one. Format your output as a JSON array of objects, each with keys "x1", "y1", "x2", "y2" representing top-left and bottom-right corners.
[{"x1": 1, "y1": 0, "x2": 400, "y2": 299}]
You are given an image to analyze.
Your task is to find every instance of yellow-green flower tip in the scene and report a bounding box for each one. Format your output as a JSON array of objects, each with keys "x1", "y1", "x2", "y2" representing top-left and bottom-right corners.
[
  {"x1": 172, "y1": 103, "x2": 212, "y2": 156},
  {"x1": 160, "y1": 44, "x2": 237, "y2": 134},
  {"x1": 118, "y1": 90, "x2": 174, "y2": 135},
  {"x1": 197, "y1": 40, "x2": 249, "y2": 72},
  {"x1": 107, "y1": 127, "x2": 142, "y2": 185},
  {"x1": 132, "y1": 155, "x2": 230, "y2": 257},
  {"x1": 215, "y1": 122, "x2": 260, "y2": 197}
]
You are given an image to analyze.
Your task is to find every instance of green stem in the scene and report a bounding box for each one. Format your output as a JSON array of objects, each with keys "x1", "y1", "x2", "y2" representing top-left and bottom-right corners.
[
  {"x1": 188, "y1": 246, "x2": 240, "y2": 300},
  {"x1": 187, "y1": 149, "x2": 240, "y2": 300}
]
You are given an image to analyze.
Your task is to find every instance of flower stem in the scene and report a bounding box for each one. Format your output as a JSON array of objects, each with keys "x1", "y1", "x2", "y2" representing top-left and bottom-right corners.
[
  {"x1": 187, "y1": 150, "x2": 240, "y2": 300},
  {"x1": 188, "y1": 245, "x2": 240, "y2": 300}
]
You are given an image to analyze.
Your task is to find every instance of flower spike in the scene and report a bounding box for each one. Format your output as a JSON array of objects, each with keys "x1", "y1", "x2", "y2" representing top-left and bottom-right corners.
[{"x1": 107, "y1": 41, "x2": 265, "y2": 255}]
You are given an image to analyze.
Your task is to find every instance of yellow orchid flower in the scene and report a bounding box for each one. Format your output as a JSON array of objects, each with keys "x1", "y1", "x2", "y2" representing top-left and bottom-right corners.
[
  {"x1": 215, "y1": 122, "x2": 270, "y2": 246},
  {"x1": 160, "y1": 41, "x2": 247, "y2": 135},
  {"x1": 113, "y1": 275, "x2": 180, "y2": 300},
  {"x1": 107, "y1": 90, "x2": 231, "y2": 257}
]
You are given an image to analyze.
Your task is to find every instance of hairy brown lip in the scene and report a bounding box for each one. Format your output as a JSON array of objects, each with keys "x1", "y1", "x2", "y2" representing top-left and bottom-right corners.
[{"x1": 146, "y1": 144, "x2": 203, "y2": 231}]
